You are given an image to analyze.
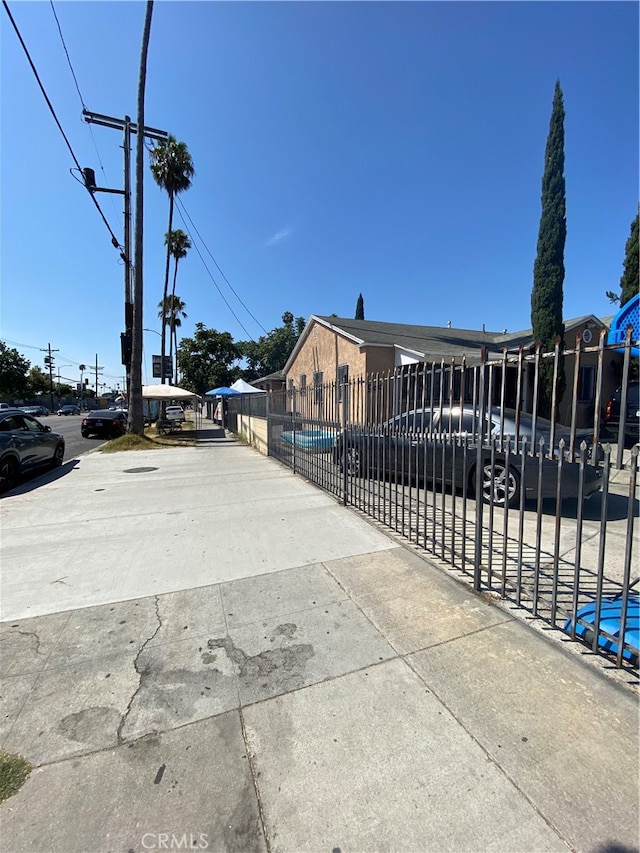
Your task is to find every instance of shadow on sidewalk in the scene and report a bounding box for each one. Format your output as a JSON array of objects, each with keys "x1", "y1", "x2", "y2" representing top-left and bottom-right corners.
[{"x1": 196, "y1": 425, "x2": 235, "y2": 445}]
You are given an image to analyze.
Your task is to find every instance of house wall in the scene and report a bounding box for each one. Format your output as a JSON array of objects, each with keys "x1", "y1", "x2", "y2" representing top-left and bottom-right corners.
[
  {"x1": 237, "y1": 413, "x2": 268, "y2": 456},
  {"x1": 560, "y1": 324, "x2": 622, "y2": 427},
  {"x1": 286, "y1": 323, "x2": 363, "y2": 385}
]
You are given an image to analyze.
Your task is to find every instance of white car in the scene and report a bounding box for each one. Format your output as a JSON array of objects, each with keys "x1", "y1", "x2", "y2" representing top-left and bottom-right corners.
[{"x1": 165, "y1": 406, "x2": 185, "y2": 423}]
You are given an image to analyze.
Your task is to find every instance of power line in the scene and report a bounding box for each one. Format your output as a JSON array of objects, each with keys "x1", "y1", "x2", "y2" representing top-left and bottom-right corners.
[
  {"x1": 176, "y1": 197, "x2": 270, "y2": 337},
  {"x1": 49, "y1": 1, "x2": 121, "y2": 223},
  {"x1": 49, "y1": 1, "x2": 85, "y2": 108},
  {"x1": 174, "y1": 210, "x2": 256, "y2": 341},
  {"x1": 2, "y1": 0, "x2": 123, "y2": 252}
]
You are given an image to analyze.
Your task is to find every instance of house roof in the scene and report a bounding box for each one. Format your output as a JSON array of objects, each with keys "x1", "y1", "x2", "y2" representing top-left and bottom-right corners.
[{"x1": 284, "y1": 314, "x2": 607, "y2": 373}]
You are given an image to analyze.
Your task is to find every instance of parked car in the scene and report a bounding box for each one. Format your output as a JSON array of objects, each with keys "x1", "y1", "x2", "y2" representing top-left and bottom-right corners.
[
  {"x1": 0, "y1": 409, "x2": 65, "y2": 492},
  {"x1": 81, "y1": 410, "x2": 127, "y2": 439},
  {"x1": 564, "y1": 583, "x2": 639, "y2": 666},
  {"x1": 165, "y1": 406, "x2": 185, "y2": 424},
  {"x1": 57, "y1": 404, "x2": 81, "y2": 416},
  {"x1": 20, "y1": 405, "x2": 50, "y2": 417},
  {"x1": 333, "y1": 405, "x2": 602, "y2": 508},
  {"x1": 604, "y1": 381, "x2": 639, "y2": 447}
]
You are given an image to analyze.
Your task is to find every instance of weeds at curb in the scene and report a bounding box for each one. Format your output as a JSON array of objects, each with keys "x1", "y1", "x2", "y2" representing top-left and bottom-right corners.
[{"x1": 0, "y1": 749, "x2": 32, "y2": 803}]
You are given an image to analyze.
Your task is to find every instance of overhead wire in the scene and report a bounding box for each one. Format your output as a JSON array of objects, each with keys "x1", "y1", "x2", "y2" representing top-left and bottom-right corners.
[
  {"x1": 176, "y1": 197, "x2": 270, "y2": 337},
  {"x1": 174, "y1": 206, "x2": 257, "y2": 341},
  {"x1": 2, "y1": 0, "x2": 123, "y2": 252},
  {"x1": 49, "y1": 0, "x2": 121, "y2": 224}
]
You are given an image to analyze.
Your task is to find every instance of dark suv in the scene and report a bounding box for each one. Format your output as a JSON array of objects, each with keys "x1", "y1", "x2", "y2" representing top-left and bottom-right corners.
[{"x1": 605, "y1": 381, "x2": 639, "y2": 447}]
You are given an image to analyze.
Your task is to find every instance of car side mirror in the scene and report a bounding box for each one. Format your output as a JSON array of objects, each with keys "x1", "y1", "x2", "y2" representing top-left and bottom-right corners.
[{"x1": 44, "y1": 425, "x2": 51, "y2": 432}]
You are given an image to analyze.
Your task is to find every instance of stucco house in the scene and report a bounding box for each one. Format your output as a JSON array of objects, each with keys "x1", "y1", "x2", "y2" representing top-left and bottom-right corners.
[{"x1": 283, "y1": 314, "x2": 623, "y2": 427}]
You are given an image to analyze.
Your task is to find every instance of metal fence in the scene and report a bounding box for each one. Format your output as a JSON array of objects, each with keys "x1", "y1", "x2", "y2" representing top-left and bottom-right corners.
[{"x1": 229, "y1": 335, "x2": 639, "y2": 669}]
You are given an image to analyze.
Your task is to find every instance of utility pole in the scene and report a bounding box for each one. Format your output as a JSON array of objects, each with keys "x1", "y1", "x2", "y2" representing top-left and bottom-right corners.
[
  {"x1": 81, "y1": 110, "x2": 167, "y2": 402},
  {"x1": 40, "y1": 343, "x2": 59, "y2": 413},
  {"x1": 93, "y1": 354, "x2": 104, "y2": 404}
]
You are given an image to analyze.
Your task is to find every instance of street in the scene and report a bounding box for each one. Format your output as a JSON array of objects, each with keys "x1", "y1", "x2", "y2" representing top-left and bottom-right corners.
[{"x1": 45, "y1": 413, "x2": 108, "y2": 462}]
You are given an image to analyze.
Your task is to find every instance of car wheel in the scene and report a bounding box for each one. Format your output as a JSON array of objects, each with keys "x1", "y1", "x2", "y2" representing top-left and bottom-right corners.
[
  {"x1": 479, "y1": 461, "x2": 520, "y2": 508},
  {"x1": 81, "y1": 431, "x2": 89, "y2": 438},
  {"x1": 340, "y1": 445, "x2": 365, "y2": 477},
  {"x1": 0, "y1": 457, "x2": 19, "y2": 493},
  {"x1": 50, "y1": 443, "x2": 64, "y2": 469}
]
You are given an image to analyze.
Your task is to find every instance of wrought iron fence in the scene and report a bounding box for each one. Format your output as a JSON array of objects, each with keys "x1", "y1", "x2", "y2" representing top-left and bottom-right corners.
[{"x1": 244, "y1": 333, "x2": 640, "y2": 669}]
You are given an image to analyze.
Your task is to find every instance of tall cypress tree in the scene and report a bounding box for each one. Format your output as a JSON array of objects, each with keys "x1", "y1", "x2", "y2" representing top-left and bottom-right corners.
[
  {"x1": 606, "y1": 213, "x2": 639, "y2": 307},
  {"x1": 619, "y1": 213, "x2": 639, "y2": 307},
  {"x1": 531, "y1": 81, "x2": 566, "y2": 417},
  {"x1": 355, "y1": 293, "x2": 365, "y2": 320}
]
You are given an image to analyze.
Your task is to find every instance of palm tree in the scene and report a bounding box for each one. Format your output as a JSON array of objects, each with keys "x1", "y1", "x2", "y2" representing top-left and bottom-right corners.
[
  {"x1": 149, "y1": 137, "x2": 194, "y2": 383},
  {"x1": 130, "y1": 0, "x2": 154, "y2": 434},
  {"x1": 157, "y1": 295, "x2": 187, "y2": 384}
]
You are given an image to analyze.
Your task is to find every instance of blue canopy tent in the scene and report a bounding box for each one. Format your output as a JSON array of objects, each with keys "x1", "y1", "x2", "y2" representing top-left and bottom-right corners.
[
  {"x1": 204, "y1": 387, "x2": 241, "y2": 426},
  {"x1": 205, "y1": 387, "x2": 241, "y2": 397}
]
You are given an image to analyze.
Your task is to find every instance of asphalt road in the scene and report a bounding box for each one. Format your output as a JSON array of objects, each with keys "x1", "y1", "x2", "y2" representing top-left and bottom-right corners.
[{"x1": 46, "y1": 413, "x2": 107, "y2": 460}]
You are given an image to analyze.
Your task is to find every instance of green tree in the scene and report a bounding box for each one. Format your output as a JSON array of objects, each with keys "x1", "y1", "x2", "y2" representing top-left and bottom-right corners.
[
  {"x1": 238, "y1": 312, "x2": 306, "y2": 379},
  {"x1": 606, "y1": 212, "x2": 639, "y2": 307},
  {"x1": 531, "y1": 81, "x2": 566, "y2": 417},
  {"x1": 149, "y1": 136, "x2": 194, "y2": 384},
  {"x1": 355, "y1": 293, "x2": 365, "y2": 320},
  {"x1": 158, "y1": 294, "x2": 188, "y2": 384},
  {"x1": 26, "y1": 367, "x2": 50, "y2": 396},
  {"x1": 0, "y1": 342, "x2": 30, "y2": 399},
  {"x1": 177, "y1": 323, "x2": 240, "y2": 395}
]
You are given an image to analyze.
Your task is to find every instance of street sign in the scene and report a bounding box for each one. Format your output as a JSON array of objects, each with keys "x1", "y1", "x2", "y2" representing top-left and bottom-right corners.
[{"x1": 152, "y1": 355, "x2": 173, "y2": 379}]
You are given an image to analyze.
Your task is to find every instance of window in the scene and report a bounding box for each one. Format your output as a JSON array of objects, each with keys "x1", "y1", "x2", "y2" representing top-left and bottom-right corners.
[
  {"x1": 337, "y1": 365, "x2": 348, "y2": 402},
  {"x1": 577, "y1": 366, "x2": 595, "y2": 403},
  {"x1": 287, "y1": 379, "x2": 295, "y2": 398},
  {"x1": 300, "y1": 374, "x2": 307, "y2": 395},
  {"x1": 313, "y1": 371, "x2": 323, "y2": 404}
]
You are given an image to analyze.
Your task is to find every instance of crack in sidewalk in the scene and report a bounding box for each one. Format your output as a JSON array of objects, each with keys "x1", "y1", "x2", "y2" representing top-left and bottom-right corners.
[{"x1": 117, "y1": 595, "x2": 162, "y2": 744}]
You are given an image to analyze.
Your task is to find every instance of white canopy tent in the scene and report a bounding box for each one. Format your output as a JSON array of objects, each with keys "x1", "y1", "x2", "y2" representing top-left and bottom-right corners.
[
  {"x1": 230, "y1": 378, "x2": 266, "y2": 394},
  {"x1": 142, "y1": 384, "x2": 198, "y2": 401},
  {"x1": 141, "y1": 384, "x2": 202, "y2": 429}
]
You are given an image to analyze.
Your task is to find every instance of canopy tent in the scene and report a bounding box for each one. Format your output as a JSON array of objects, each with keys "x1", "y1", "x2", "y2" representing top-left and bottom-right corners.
[
  {"x1": 204, "y1": 387, "x2": 241, "y2": 397},
  {"x1": 230, "y1": 378, "x2": 266, "y2": 395},
  {"x1": 142, "y1": 384, "x2": 198, "y2": 401}
]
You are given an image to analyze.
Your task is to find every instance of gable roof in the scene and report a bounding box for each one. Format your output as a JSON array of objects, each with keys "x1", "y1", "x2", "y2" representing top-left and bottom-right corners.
[{"x1": 284, "y1": 314, "x2": 607, "y2": 373}]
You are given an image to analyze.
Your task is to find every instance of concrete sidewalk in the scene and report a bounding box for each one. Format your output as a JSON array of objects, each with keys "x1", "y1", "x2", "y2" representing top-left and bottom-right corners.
[{"x1": 1, "y1": 422, "x2": 638, "y2": 853}]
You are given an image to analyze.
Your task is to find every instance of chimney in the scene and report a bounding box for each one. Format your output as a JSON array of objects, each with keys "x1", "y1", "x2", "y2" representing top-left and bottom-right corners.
[{"x1": 482, "y1": 323, "x2": 485, "y2": 333}]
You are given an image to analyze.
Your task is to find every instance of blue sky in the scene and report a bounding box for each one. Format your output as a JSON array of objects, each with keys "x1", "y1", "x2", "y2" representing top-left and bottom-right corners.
[{"x1": 2, "y1": 1, "x2": 638, "y2": 391}]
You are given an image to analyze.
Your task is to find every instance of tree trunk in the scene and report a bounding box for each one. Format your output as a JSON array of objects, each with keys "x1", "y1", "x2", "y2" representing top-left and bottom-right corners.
[
  {"x1": 160, "y1": 195, "x2": 174, "y2": 385},
  {"x1": 130, "y1": 0, "x2": 153, "y2": 434}
]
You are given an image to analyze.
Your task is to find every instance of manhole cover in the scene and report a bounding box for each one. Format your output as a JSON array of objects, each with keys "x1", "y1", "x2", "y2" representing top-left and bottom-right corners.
[{"x1": 122, "y1": 467, "x2": 158, "y2": 474}]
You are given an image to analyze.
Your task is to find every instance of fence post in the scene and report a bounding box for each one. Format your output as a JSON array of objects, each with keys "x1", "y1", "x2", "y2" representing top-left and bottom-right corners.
[
  {"x1": 473, "y1": 346, "x2": 488, "y2": 591},
  {"x1": 592, "y1": 328, "x2": 605, "y2": 455},
  {"x1": 614, "y1": 325, "x2": 633, "y2": 470}
]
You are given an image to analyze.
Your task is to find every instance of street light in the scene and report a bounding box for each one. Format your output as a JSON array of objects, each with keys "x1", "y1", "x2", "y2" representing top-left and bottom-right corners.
[
  {"x1": 55, "y1": 365, "x2": 73, "y2": 404},
  {"x1": 79, "y1": 364, "x2": 87, "y2": 410}
]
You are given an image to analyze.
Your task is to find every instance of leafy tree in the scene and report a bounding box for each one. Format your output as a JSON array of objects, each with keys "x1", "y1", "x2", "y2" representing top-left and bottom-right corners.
[
  {"x1": 355, "y1": 293, "x2": 365, "y2": 320},
  {"x1": 0, "y1": 342, "x2": 30, "y2": 399},
  {"x1": 26, "y1": 367, "x2": 50, "y2": 396},
  {"x1": 149, "y1": 136, "x2": 195, "y2": 384},
  {"x1": 238, "y1": 312, "x2": 306, "y2": 379},
  {"x1": 606, "y1": 213, "x2": 639, "y2": 307},
  {"x1": 531, "y1": 81, "x2": 566, "y2": 417},
  {"x1": 177, "y1": 323, "x2": 240, "y2": 395}
]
